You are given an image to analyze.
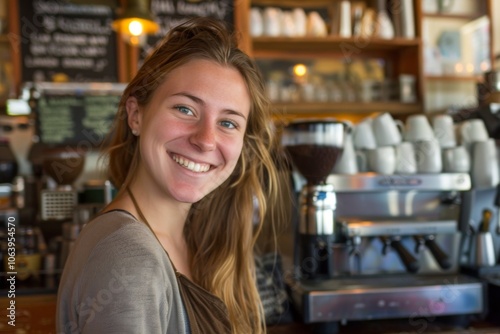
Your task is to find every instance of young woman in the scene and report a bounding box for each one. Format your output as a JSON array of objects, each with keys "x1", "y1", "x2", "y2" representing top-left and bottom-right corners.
[{"x1": 57, "y1": 17, "x2": 289, "y2": 333}]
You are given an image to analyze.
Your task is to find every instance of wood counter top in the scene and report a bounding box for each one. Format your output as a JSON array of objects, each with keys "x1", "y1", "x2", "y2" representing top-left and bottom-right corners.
[
  {"x1": 267, "y1": 318, "x2": 500, "y2": 334},
  {"x1": 2, "y1": 292, "x2": 500, "y2": 334}
]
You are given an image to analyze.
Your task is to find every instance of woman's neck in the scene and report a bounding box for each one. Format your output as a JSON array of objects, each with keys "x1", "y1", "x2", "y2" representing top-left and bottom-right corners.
[
  {"x1": 105, "y1": 185, "x2": 193, "y2": 278},
  {"x1": 107, "y1": 186, "x2": 190, "y2": 241}
]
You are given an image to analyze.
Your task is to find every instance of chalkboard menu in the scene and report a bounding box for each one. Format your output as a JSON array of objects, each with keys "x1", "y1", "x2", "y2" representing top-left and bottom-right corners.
[
  {"x1": 140, "y1": 0, "x2": 234, "y2": 61},
  {"x1": 18, "y1": 0, "x2": 119, "y2": 82},
  {"x1": 33, "y1": 83, "x2": 125, "y2": 146}
]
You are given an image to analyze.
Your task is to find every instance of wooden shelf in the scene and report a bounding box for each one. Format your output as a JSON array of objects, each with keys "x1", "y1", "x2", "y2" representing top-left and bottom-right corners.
[
  {"x1": 251, "y1": 0, "x2": 336, "y2": 7},
  {"x1": 252, "y1": 37, "x2": 421, "y2": 58},
  {"x1": 271, "y1": 101, "x2": 422, "y2": 115},
  {"x1": 422, "y1": 12, "x2": 485, "y2": 20},
  {"x1": 425, "y1": 75, "x2": 484, "y2": 82}
]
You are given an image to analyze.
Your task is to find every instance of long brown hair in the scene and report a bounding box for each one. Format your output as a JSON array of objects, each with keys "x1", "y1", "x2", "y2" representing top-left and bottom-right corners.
[{"x1": 103, "y1": 17, "x2": 289, "y2": 333}]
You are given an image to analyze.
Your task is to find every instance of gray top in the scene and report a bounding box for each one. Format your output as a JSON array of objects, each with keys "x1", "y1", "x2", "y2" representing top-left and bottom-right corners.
[{"x1": 56, "y1": 210, "x2": 189, "y2": 334}]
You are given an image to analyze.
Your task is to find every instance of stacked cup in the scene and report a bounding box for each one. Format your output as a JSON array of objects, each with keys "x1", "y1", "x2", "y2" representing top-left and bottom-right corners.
[
  {"x1": 350, "y1": 112, "x2": 405, "y2": 175},
  {"x1": 338, "y1": 112, "x2": 494, "y2": 180},
  {"x1": 433, "y1": 114, "x2": 470, "y2": 175},
  {"x1": 458, "y1": 119, "x2": 498, "y2": 188}
]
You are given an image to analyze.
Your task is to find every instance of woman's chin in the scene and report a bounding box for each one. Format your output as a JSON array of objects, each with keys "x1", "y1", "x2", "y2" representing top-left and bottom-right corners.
[{"x1": 172, "y1": 191, "x2": 206, "y2": 204}]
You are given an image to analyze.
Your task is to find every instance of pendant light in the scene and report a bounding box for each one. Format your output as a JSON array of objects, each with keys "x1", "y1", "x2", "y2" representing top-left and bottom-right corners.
[{"x1": 112, "y1": 0, "x2": 159, "y2": 46}]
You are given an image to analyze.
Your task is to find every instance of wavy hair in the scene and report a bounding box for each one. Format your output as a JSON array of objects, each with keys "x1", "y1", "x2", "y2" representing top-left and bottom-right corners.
[{"x1": 102, "y1": 17, "x2": 290, "y2": 333}]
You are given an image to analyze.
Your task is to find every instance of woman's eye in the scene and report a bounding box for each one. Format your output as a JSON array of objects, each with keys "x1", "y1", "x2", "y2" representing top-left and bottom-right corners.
[
  {"x1": 175, "y1": 105, "x2": 194, "y2": 115},
  {"x1": 220, "y1": 120, "x2": 237, "y2": 129}
]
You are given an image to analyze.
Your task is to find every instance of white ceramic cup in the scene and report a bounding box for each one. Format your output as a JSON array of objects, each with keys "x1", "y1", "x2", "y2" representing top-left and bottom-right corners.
[
  {"x1": 405, "y1": 114, "x2": 435, "y2": 142},
  {"x1": 442, "y1": 146, "x2": 470, "y2": 173},
  {"x1": 280, "y1": 11, "x2": 296, "y2": 37},
  {"x1": 353, "y1": 120, "x2": 377, "y2": 150},
  {"x1": 414, "y1": 139, "x2": 442, "y2": 173},
  {"x1": 333, "y1": 134, "x2": 358, "y2": 174},
  {"x1": 395, "y1": 141, "x2": 417, "y2": 174},
  {"x1": 471, "y1": 139, "x2": 499, "y2": 188},
  {"x1": 368, "y1": 146, "x2": 396, "y2": 175},
  {"x1": 293, "y1": 8, "x2": 307, "y2": 37},
  {"x1": 263, "y1": 7, "x2": 282, "y2": 36},
  {"x1": 371, "y1": 112, "x2": 403, "y2": 147},
  {"x1": 355, "y1": 149, "x2": 369, "y2": 172},
  {"x1": 460, "y1": 119, "x2": 489, "y2": 145},
  {"x1": 250, "y1": 8, "x2": 264, "y2": 37},
  {"x1": 306, "y1": 11, "x2": 327, "y2": 37},
  {"x1": 432, "y1": 114, "x2": 456, "y2": 148}
]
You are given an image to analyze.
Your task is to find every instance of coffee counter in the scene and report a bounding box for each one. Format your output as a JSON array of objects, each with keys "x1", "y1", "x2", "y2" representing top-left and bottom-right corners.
[
  {"x1": 2, "y1": 290, "x2": 500, "y2": 334},
  {"x1": 267, "y1": 319, "x2": 500, "y2": 334}
]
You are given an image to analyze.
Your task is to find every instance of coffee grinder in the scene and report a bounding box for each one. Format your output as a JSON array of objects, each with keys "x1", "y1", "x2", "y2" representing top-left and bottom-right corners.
[
  {"x1": 39, "y1": 148, "x2": 85, "y2": 221},
  {"x1": 281, "y1": 119, "x2": 349, "y2": 280}
]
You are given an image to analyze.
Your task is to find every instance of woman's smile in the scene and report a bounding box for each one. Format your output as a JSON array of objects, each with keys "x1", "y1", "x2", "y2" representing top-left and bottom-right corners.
[{"x1": 172, "y1": 153, "x2": 211, "y2": 173}]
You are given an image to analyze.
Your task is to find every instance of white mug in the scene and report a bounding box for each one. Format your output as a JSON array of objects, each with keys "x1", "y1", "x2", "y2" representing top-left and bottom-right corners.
[
  {"x1": 293, "y1": 8, "x2": 307, "y2": 37},
  {"x1": 280, "y1": 11, "x2": 296, "y2": 37},
  {"x1": 249, "y1": 8, "x2": 264, "y2": 37},
  {"x1": 306, "y1": 11, "x2": 327, "y2": 37},
  {"x1": 368, "y1": 146, "x2": 396, "y2": 175},
  {"x1": 356, "y1": 149, "x2": 369, "y2": 172},
  {"x1": 353, "y1": 120, "x2": 377, "y2": 150},
  {"x1": 442, "y1": 146, "x2": 470, "y2": 173},
  {"x1": 471, "y1": 139, "x2": 499, "y2": 188},
  {"x1": 460, "y1": 119, "x2": 489, "y2": 145},
  {"x1": 432, "y1": 114, "x2": 456, "y2": 148},
  {"x1": 395, "y1": 142, "x2": 417, "y2": 174},
  {"x1": 405, "y1": 114, "x2": 435, "y2": 142},
  {"x1": 371, "y1": 112, "x2": 403, "y2": 147},
  {"x1": 333, "y1": 134, "x2": 358, "y2": 175},
  {"x1": 414, "y1": 139, "x2": 442, "y2": 173},
  {"x1": 263, "y1": 7, "x2": 282, "y2": 36}
]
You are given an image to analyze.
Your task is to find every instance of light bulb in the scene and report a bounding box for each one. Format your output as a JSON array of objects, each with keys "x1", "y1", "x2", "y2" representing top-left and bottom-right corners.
[
  {"x1": 293, "y1": 64, "x2": 307, "y2": 77},
  {"x1": 128, "y1": 20, "x2": 143, "y2": 37}
]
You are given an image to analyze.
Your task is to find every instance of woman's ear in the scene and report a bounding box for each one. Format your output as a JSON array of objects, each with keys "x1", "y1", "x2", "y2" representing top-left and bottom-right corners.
[{"x1": 126, "y1": 96, "x2": 141, "y2": 135}]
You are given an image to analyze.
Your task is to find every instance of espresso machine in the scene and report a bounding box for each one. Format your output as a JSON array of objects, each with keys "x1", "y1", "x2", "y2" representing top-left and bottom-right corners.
[{"x1": 282, "y1": 121, "x2": 485, "y2": 332}]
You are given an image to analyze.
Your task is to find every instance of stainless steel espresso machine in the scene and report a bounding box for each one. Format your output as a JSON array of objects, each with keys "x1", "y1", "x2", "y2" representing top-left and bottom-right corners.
[{"x1": 281, "y1": 120, "x2": 485, "y2": 333}]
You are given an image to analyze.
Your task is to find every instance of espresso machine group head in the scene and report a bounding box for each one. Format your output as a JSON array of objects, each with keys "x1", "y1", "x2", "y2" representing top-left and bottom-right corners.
[{"x1": 282, "y1": 119, "x2": 350, "y2": 280}]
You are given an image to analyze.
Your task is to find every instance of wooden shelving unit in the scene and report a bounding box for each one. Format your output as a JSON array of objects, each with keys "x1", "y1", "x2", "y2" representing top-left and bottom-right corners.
[
  {"x1": 235, "y1": 0, "x2": 425, "y2": 120},
  {"x1": 421, "y1": 0, "x2": 493, "y2": 113}
]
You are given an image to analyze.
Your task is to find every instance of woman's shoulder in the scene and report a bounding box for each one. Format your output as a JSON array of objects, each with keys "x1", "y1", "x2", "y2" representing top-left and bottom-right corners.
[
  {"x1": 82, "y1": 210, "x2": 169, "y2": 261},
  {"x1": 59, "y1": 209, "x2": 178, "y2": 297},
  {"x1": 79, "y1": 210, "x2": 157, "y2": 249},
  {"x1": 57, "y1": 211, "x2": 187, "y2": 333}
]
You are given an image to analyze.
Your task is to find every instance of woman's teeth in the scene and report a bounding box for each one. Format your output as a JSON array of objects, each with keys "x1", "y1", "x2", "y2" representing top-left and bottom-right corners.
[{"x1": 173, "y1": 155, "x2": 210, "y2": 173}]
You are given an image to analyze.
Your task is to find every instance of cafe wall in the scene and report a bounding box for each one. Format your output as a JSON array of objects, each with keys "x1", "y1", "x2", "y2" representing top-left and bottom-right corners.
[
  {"x1": 423, "y1": 0, "x2": 498, "y2": 112},
  {"x1": 494, "y1": 0, "x2": 500, "y2": 62},
  {"x1": 2, "y1": 0, "x2": 500, "y2": 189}
]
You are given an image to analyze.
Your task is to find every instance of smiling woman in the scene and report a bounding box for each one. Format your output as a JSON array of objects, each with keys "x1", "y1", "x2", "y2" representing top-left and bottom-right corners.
[
  {"x1": 56, "y1": 17, "x2": 290, "y2": 334},
  {"x1": 124, "y1": 58, "x2": 251, "y2": 204}
]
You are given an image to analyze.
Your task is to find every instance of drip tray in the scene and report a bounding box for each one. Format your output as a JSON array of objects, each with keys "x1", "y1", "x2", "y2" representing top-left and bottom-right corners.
[{"x1": 289, "y1": 274, "x2": 485, "y2": 323}]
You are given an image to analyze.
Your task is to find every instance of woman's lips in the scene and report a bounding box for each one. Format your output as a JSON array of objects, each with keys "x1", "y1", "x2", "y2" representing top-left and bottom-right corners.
[{"x1": 172, "y1": 154, "x2": 211, "y2": 173}]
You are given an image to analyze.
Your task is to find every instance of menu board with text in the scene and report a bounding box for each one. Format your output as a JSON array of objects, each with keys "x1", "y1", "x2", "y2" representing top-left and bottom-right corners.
[
  {"x1": 18, "y1": 0, "x2": 119, "y2": 82},
  {"x1": 140, "y1": 0, "x2": 234, "y2": 62},
  {"x1": 34, "y1": 93, "x2": 122, "y2": 146}
]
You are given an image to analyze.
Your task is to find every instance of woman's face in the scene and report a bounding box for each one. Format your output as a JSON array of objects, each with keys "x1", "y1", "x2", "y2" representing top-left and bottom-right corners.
[{"x1": 128, "y1": 59, "x2": 251, "y2": 203}]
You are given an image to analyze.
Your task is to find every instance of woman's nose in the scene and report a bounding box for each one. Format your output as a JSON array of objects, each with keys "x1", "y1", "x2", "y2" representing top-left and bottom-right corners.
[{"x1": 190, "y1": 122, "x2": 216, "y2": 151}]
